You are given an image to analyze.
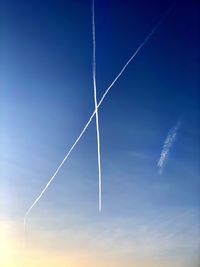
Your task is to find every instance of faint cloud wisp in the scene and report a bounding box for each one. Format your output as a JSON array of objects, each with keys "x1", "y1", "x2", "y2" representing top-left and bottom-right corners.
[{"x1": 157, "y1": 120, "x2": 181, "y2": 174}]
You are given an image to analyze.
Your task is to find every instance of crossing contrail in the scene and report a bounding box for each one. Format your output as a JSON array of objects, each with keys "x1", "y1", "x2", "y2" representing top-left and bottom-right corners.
[
  {"x1": 92, "y1": 0, "x2": 102, "y2": 212},
  {"x1": 157, "y1": 120, "x2": 180, "y2": 174},
  {"x1": 24, "y1": 2, "x2": 176, "y2": 227}
]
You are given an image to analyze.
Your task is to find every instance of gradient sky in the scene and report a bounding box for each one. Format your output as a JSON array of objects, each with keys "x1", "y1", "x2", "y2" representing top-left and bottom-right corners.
[{"x1": 0, "y1": 0, "x2": 200, "y2": 266}]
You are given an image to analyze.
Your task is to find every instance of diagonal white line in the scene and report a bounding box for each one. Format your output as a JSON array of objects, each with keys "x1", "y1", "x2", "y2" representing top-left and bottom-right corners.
[{"x1": 24, "y1": 2, "x2": 176, "y2": 227}]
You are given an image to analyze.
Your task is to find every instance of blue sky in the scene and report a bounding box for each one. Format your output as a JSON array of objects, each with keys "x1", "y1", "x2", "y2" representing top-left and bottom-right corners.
[{"x1": 0, "y1": 0, "x2": 199, "y2": 266}]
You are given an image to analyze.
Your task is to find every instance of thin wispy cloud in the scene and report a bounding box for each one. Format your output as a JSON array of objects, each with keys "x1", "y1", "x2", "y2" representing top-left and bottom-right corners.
[
  {"x1": 158, "y1": 120, "x2": 181, "y2": 174},
  {"x1": 4, "y1": 209, "x2": 200, "y2": 267},
  {"x1": 92, "y1": 0, "x2": 102, "y2": 212},
  {"x1": 24, "y1": 2, "x2": 176, "y2": 227},
  {"x1": 22, "y1": 208, "x2": 200, "y2": 265}
]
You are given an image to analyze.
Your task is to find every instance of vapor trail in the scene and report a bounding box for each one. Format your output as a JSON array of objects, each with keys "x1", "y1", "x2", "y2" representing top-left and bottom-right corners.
[
  {"x1": 24, "y1": 3, "x2": 176, "y2": 227},
  {"x1": 92, "y1": 0, "x2": 102, "y2": 212},
  {"x1": 157, "y1": 121, "x2": 180, "y2": 174}
]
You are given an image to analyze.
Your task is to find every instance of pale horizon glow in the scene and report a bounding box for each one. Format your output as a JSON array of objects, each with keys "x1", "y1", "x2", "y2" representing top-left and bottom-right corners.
[{"x1": 1, "y1": 211, "x2": 200, "y2": 267}]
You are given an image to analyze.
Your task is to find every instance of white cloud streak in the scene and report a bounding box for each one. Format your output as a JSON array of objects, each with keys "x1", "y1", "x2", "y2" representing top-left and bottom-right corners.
[
  {"x1": 24, "y1": 3, "x2": 176, "y2": 227},
  {"x1": 92, "y1": 0, "x2": 102, "y2": 212},
  {"x1": 157, "y1": 120, "x2": 181, "y2": 174}
]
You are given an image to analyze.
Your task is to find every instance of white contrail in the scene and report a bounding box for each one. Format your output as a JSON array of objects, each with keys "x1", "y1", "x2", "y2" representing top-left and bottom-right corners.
[
  {"x1": 24, "y1": 3, "x2": 176, "y2": 227},
  {"x1": 157, "y1": 121, "x2": 180, "y2": 174},
  {"x1": 92, "y1": 0, "x2": 102, "y2": 212}
]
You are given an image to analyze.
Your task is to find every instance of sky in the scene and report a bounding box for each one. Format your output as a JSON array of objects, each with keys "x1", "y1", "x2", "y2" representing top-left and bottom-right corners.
[{"x1": 0, "y1": 0, "x2": 200, "y2": 266}]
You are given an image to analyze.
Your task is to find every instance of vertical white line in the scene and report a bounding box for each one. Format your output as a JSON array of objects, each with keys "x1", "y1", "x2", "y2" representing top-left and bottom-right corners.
[{"x1": 92, "y1": 0, "x2": 102, "y2": 211}]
